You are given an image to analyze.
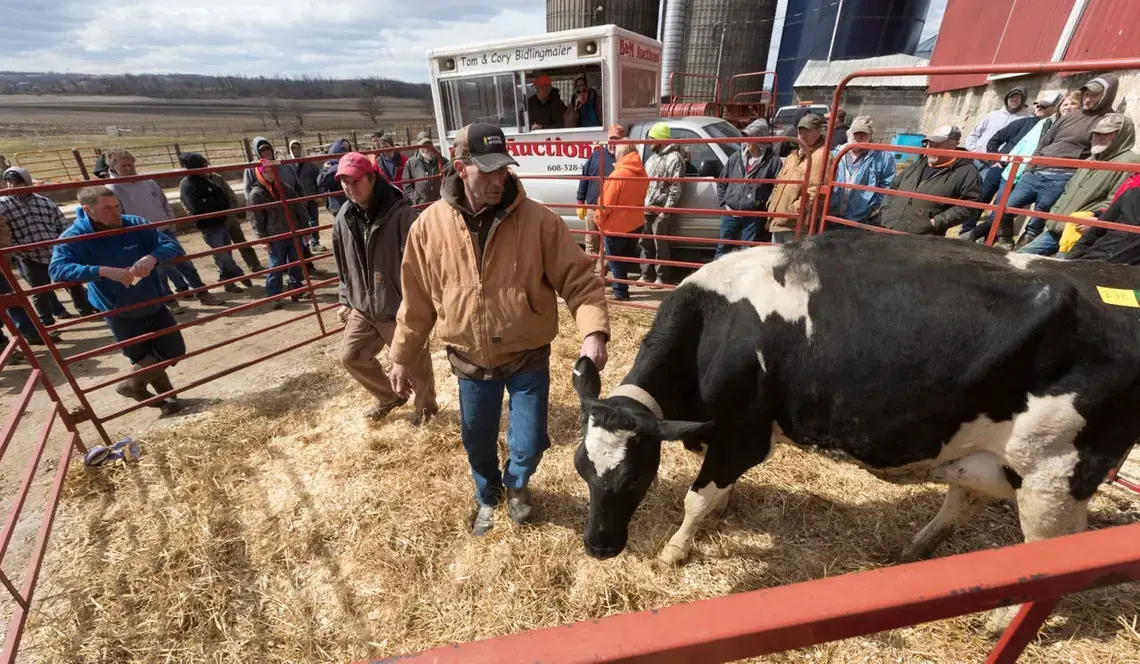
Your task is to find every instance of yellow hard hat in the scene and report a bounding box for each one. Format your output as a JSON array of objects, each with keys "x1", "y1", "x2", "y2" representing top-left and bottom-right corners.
[{"x1": 648, "y1": 122, "x2": 672, "y2": 140}]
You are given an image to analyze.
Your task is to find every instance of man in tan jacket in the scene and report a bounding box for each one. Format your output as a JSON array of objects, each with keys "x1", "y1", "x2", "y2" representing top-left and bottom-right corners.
[
  {"x1": 767, "y1": 113, "x2": 828, "y2": 243},
  {"x1": 389, "y1": 123, "x2": 610, "y2": 535}
]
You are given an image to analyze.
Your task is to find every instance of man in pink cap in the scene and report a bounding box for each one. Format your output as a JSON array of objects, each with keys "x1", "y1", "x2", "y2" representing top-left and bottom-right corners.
[{"x1": 331, "y1": 152, "x2": 437, "y2": 424}]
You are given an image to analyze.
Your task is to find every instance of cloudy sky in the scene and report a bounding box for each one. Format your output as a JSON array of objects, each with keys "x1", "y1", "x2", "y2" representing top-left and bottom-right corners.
[{"x1": 4, "y1": 0, "x2": 948, "y2": 83}]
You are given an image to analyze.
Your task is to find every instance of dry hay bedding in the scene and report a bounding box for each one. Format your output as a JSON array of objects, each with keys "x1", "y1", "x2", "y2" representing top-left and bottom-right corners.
[{"x1": 20, "y1": 308, "x2": 1140, "y2": 663}]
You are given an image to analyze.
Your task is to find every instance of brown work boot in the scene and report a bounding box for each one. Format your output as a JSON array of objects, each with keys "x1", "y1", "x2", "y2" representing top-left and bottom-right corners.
[
  {"x1": 411, "y1": 402, "x2": 440, "y2": 427},
  {"x1": 115, "y1": 359, "x2": 157, "y2": 403},
  {"x1": 196, "y1": 291, "x2": 223, "y2": 306},
  {"x1": 148, "y1": 369, "x2": 183, "y2": 416},
  {"x1": 366, "y1": 397, "x2": 408, "y2": 422}
]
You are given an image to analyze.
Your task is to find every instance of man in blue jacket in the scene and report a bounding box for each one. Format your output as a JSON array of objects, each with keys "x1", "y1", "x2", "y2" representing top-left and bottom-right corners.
[
  {"x1": 827, "y1": 116, "x2": 897, "y2": 228},
  {"x1": 50, "y1": 186, "x2": 186, "y2": 415},
  {"x1": 575, "y1": 124, "x2": 622, "y2": 272}
]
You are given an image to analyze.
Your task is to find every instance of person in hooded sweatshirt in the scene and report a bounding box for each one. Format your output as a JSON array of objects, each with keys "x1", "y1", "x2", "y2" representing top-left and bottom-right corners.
[
  {"x1": 716, "y1": 119, "x2": 781, "y2": 256},
  {"x1": 49, "y1": 186, "x2": 185, "y2": 416},
  {"x1": 331, "y1": 152, "x2": 438, "y2": 424},
  {"x1": 317, "y1": 138, "x2": 352, "y2": 216},
  {"x1": 372, "y1": 134, "x2": 407, "y2": 190},
  {"x1": 965, "y1": 86, "x2": 1031, "y2": 155},
  {"x1": 247, "y1": 160, "x2": 312, "y2": 310},
  {"x1": 960, "y1": 91, "x2": 1075, "y2": 244},
  {"x1": 288, "y1": 139, "x2": 326, "y2": 253},
  {"x1": 1000, "y1": 75, "x2": 1119, "y2": 247},
  {"x1": 1067, "y1": 177, "x2": 1140, "y2": 265},
  {"x1": 1016, "y1": 113, "x2": 1139, "y2": 256},
  {"x1": 177, "y1": 153, "x2": 251, "y2": 292},
  {"x1": 103, "y1": 148, "x2": 222, "y2": 312},
  {"x1": 597, "y1": 143, "x2": 650, "y2": 300}
]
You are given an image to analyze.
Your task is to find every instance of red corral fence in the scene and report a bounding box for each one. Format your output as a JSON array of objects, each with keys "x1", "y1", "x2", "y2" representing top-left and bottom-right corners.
[{"x1": 0, "y1": 56, "x2": 1139, "y2": 663}]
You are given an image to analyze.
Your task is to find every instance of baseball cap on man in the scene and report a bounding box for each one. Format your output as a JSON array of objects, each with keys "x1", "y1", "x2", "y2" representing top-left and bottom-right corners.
[
  {"x1": 797, "y1": 113, "x2": 824, "y2": 130},
  {"x1": 1034, "y1": 91, "x2": 1063, "y2": 108},
  {"x1": 453, "y1": 123, "x2": 519, "y2": 173},
  {"x1": 607, "y1": 124, "x2": 626, "y2": 139},
  {"x1": 416, "y1": 136, "x2": 433, "y2": 146},
  {"x1": 849, "y1": 116, "x2": 874, "y2": 134},
  {"x1": 1092, "y1": 113, "x2": 1125, "y2": 134},
  {"x1": 335, "y1": 152, "x2": 378, "y2": 180},
  {"x1": 923, "y1": 125, "x2": 962, "y2": 144}
]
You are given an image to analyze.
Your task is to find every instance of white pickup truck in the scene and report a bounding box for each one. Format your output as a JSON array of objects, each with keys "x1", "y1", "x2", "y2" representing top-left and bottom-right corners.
[{"x1": 426, "y1": 25, "x2": 760, "y2": 263}]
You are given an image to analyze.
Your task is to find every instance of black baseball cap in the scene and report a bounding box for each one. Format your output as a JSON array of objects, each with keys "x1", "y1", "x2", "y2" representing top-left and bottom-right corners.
[{"x1": 453, "y1": 123, "x2": 518, "y2": 173}]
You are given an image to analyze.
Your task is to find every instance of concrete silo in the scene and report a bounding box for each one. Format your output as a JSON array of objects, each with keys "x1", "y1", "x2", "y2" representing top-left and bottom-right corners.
[
  {"x1": 546, "y1": 0, "x2": 660, "y2": 40},
  {"x1": 660, "y1": 0, "x2": 780, "y2": 100}
]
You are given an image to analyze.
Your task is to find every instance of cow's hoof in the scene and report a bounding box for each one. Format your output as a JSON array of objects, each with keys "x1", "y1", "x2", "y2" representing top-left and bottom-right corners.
[
  {"x1": 658, "y1": 544, "x2": 689, "y2": 566},
  {"x1": 982, "y1": 605, "x2": 1019, "y2": 635},
  {"x1": 896, "y1": 545, "x2": 928, "y2": 564}
]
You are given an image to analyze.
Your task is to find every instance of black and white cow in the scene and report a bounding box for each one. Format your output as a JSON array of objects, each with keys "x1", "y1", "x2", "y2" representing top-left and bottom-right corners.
[{"x1": 573, "y1": 233, "x2": 1139, "y2": 574}]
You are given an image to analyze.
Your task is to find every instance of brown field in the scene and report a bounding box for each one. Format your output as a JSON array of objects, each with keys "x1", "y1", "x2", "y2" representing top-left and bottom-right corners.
[
  {"x1": 5, "y1": 297, "x2": 1138, "y2": 663},
  {"x1": 0, "y1": 95, "x2": 433, "y2": 156}
]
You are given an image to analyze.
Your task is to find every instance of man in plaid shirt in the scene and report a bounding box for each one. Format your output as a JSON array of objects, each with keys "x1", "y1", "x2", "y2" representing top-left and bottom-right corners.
[{"x1": 1, "y1": 168, "x2": 96, "y2": 325}]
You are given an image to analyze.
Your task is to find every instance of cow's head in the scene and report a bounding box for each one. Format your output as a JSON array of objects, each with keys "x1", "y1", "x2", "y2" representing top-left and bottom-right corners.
[{"x1": 572, "y1": 357, "x2": 712, "y2": 559}]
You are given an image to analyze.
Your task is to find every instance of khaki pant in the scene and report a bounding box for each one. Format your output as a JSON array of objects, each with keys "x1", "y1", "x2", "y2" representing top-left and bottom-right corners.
[
  {"x1": 340, "y1": 309, "x2": 437, "y2": 412},
  {"x1": 585, "y1": 209, "x2": 605, "y2": 274}
]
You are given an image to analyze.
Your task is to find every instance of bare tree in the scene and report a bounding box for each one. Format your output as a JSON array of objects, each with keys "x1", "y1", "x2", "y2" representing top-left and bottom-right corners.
[
  {"x1": 290, "y1": 100, "x2": 305, "y2": 128},
  {"x1": 421, "y1": 87, "x2": 435, "y2": 118},
  {"x1": 359, "y1": 93, "x2": 382, "y2": 124},
  {"x1": 262, "y1": 97, "x2": 283, "y2": 128}
]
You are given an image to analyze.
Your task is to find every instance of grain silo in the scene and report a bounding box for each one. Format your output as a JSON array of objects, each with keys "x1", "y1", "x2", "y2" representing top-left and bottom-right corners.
[
  {"x1": 774, "y1": 0, "x2": 933, "y2": 105},
  {"x1": 545, "y1": 0, "x2": 660, "y2": 40},
  {"x1": 661, "y1": 0, "x2": 780, "y2": 100}
]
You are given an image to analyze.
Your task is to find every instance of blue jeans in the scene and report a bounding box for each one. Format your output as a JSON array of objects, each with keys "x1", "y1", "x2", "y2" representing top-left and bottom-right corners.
[
  {"x1": 200, "y1": 224, "x2": 245, "y2": 281},
  {"x1": 1019, "y1": 230, "x2": 1061, "y2": 256},
  {"x1": 1001, "y1": 171, "x2": 1073, "y2": 241},
  {"x1": 770, "y1": 231, "x2": 796, "y2": 245},
  {"x1": 605, "y1": 227, "x2": 641, "y2": 298},
  {"x1": 105, "y1": 306, "x2": 186, "y2": 365},
  {"x1": 305, "y1": 200, "x2": 321, "y2": 246},
  {"x1": 266, "y1": 239, "x2": 303, "y2": 296},
  {"x1": 458, "y1": 369, "x2": 551, "y2": 507},
  {"x1": 715, "y1": 214, "x2": 762, "y2": 259},
  {"x1": 0, "y1": 272, "x2": 39, "y2": 341},
  {"x1": 154, "y1": 231, "x2": 206, "y2": 295}
]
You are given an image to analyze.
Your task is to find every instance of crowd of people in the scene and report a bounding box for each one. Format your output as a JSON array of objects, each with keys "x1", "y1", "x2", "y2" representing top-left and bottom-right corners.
[
  {"x1": 568, "y1": 73, "x2": 1140, "y2": 305},
  {"x1": 2, "y1": 71, "x2": 1139, "y2": 530}
]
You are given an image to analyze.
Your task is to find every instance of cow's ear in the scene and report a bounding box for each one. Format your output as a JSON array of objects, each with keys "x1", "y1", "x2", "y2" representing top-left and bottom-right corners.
[
  {"x1": 653, "y1": 420, "x2": 714, "y2": 442},
  {"x1": 572, "y1": 356, "x2": 601, "y2": 402}
]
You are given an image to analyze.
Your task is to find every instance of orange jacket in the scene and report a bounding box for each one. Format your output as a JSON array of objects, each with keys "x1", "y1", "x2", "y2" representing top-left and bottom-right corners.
[{"x1": 597, "y1": 151, "x2": 650, "y2": 234}]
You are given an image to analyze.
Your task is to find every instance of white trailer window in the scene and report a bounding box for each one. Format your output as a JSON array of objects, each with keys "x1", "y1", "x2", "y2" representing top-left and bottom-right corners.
[
  {"x1": 440, "y1": 73, "x2": 523, "y2": 134},
  {"x1": 619, "y1": 65, "x2": 659, "y2": 114}
]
